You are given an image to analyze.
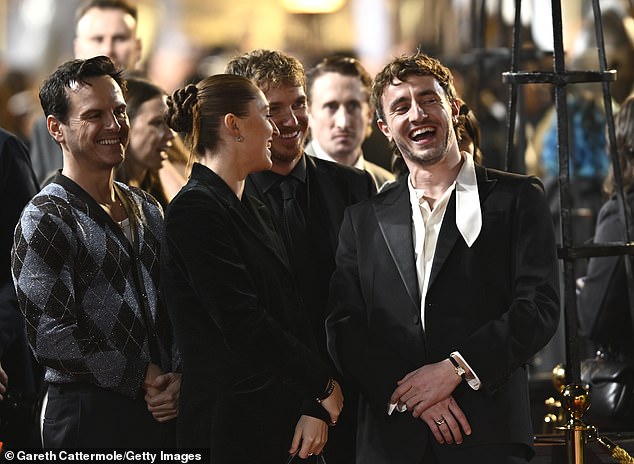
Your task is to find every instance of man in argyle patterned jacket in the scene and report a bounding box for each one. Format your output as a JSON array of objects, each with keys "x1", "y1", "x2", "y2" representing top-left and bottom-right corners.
[{"x1": 11, "y1": 56, "x2": 179, "y2": 448}]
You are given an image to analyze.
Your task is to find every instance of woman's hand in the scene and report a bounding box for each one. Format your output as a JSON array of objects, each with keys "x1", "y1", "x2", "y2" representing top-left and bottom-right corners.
[
  {"x1": 289, "y1": 415, "x2": 328, "y2": 459},
  {"x1": 319, "y1": 380, "x2": 344, "y2": 425}
]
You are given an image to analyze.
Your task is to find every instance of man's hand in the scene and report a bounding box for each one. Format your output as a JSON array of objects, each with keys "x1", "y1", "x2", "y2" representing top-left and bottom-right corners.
[
  {"x1": 389, "y1": 359, "x2": 461, "y2": 417},
  {"x1": 143, "y1": 363, "x2": 181, "y2": 422},
  {"x1": 319, "y1": 380, "x2": 344, "y2": 426},
  {"x1": 420, "y1": 396, "x2": 471, "y2": 444},
  {"x1": 0, "y1": 362, "x2": 7, "y2": 401},
  {"x1": 289, "y1": 415, "x2": 328, "y2": 459}
]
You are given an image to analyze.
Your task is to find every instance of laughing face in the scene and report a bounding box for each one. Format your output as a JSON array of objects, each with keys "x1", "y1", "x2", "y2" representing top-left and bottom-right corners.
[
  {"x1": 128, "y1": 95, "x2": 174, "y2": 172},
  {"x1": 377, "y1": 74, "x2": 459, "y2": 168},
  {"x1": 263, "y1": 84, "x2": 308, "y2": 166},
  {"x1": 50, "y1": 75, "x2": 129, "y2": 172},
  {"x1": 241, "y1": 90, "x2": 279, "y2": 174}
]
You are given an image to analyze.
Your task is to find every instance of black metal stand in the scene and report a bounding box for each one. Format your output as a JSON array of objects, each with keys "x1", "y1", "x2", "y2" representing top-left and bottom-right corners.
[{"x1": 502, "y1": 0, "x2": 634, "y2": 462}]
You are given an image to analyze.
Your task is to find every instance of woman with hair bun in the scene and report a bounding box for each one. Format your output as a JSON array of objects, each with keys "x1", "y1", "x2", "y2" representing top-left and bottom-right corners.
[{"x1": 160, "y1": 74, "x2": 343, "y2": 462}]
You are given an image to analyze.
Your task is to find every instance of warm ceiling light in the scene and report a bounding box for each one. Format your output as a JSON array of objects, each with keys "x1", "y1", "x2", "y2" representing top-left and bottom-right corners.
[{"x1": 281, "y1": 0, "x2": 346, "y2": 14}]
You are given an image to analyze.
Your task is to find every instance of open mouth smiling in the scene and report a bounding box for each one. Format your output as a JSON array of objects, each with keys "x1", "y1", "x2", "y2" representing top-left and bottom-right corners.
[
  {"x1": 279, "y1": 130, "x2": 301, "y2": 140},
  {"x1": 96, "y1": 137, "x2": 123, "y2": 145},
  {"x1": 410, "y1": 126, "x2": 435, "y2": 142}
]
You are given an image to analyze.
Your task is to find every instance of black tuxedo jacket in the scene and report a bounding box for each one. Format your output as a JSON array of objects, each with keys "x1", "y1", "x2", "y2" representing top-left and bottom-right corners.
[
  {"x1": 326, "y1": 166, "x2": 560, "y2": 463},
  {"x1": 161, "y1": 164, "x2": 333, "y2": 460}
]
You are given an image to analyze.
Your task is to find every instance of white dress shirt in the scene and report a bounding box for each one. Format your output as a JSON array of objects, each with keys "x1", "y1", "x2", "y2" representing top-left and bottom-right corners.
[
  {"x1": 309, "y1": 138, "x2": 368, "y2": 170},
  {"x1": 407, "y1": 152, "x2": 482, "y2": 390}
]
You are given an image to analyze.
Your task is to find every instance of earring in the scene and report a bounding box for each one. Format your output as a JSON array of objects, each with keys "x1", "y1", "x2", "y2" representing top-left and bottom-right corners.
[{"x1": 236, "y1": 135, "x2": 244, "y2": 142}]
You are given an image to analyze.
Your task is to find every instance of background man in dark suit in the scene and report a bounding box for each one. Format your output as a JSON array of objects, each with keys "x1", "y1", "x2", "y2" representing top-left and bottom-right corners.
[
  {"x1": 226, "y1": 49, "x2": 376, "y2": 463},
  {"x1": 304, "y1": 55, "x2": 394, "y2": 190},
  {"x1": 326, "y1": 51, "x2": 560, "y2": 464}
]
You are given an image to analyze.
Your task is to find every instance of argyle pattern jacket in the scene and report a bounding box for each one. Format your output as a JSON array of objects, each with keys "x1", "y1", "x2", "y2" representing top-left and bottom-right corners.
[{"x1": 11, "y1": 173, "x2": 176, "y2": 399}]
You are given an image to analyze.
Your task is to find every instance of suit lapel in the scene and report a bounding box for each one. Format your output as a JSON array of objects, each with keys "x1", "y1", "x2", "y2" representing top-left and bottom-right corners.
[
  {"x1": 232, "y1": 196, "x2": 292, "y2": 272},
  {"x1": 427, "y1": 193, "x2": 460, "y2": 289},
  {"x1": 428, "y1": 165, "x2": 497, "y2": 289},
  {"x1": 474, "y1": 164, "x2": 498, "y2": 201},
  {"x1": 373, "y1": 180, "x2": 420, "y2": 310},
  {"x1": 204, "y1": 166, "x2": 292, "y2": 272}
]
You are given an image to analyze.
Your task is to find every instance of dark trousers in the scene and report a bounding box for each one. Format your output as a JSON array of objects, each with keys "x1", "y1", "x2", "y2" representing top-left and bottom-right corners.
[
  {"x1": 424, "y1": 441, "x2": 531, "y2": 464},
  {"x1": 44, "y1": 382, "x2": 176, "y2": 448}
]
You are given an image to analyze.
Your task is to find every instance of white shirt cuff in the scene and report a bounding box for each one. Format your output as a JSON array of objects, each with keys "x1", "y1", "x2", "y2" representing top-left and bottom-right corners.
[{"x1": 451, "y1": 351, "x2": 481, "y2": 390}]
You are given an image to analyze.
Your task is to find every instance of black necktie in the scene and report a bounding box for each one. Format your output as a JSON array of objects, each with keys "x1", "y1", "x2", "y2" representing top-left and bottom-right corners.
[{"x1": 279, "y1": 177, "x2": 306, "y2": 252}]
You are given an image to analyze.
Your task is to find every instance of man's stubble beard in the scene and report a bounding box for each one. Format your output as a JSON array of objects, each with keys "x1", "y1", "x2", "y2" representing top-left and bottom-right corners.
[
  {"x1": 398, "y1": 127, "x2": 453, "y2": 168},
  {"x1": 270, "y1": 138, "x2": 305, "y2": 167}
]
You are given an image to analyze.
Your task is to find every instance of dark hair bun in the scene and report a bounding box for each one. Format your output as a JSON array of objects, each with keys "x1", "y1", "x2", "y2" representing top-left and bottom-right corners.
[{"x1": 166, "y1": 84, "x2": 198, "y2": 133}]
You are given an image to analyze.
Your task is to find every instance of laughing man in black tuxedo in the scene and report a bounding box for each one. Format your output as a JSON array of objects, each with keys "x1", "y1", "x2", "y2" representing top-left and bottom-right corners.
[{"x1": 326, "y1": 51, "x2": 560, "y2": 464}]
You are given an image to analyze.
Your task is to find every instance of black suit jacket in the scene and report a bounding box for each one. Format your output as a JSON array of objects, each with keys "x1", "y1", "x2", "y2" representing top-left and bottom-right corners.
[
  {"x1": 246, "y1": 155, "x2": 376, "y2": 259},
  {"x1": 326, "y1": 166, "x2": 560, "y2": 463},
  {"x1": 245, "y1": 154, "x2": 375, "y2": 462},
  {"x1": 161, "y1": 164, "x2": 333, "y2": 460},
  {"x1": 245, "y1": 154, "x2": 375, "y2": 363},
  {"x1": 0, "y1": 128, "x2": 43, "y2": 447}
]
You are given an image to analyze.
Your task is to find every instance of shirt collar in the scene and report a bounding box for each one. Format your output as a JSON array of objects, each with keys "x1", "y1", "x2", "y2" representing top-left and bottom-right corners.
[
  {"x1": 407, "y1": 152, "x2": 482, "y2": 247},
  {"x1": 309, "y1": 139, "x2": 365, "y2": 170},
  {"x1": 454, "y1": 152, "x2": 482, "y2": 247},
  {"x1": 250, "y1": 154, "x2": 307, "y2": 193}
]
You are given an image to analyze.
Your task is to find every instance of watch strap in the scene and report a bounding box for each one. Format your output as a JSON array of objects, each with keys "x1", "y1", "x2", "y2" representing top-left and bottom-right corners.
[{"x1": 449, "y1": 355, "x2": 466, "y2": 379}]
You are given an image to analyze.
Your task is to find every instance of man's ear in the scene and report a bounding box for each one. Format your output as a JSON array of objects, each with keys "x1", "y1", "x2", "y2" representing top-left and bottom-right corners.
[
  {"x1": 451, "y1": 98, "x2": 462, "y2": 125},
  {"x1": 47, "y1": 115, "x2": 64, "y2": 143},
  {"x1": 377, "y1": 118, "x2": 392, "y2": 142}
]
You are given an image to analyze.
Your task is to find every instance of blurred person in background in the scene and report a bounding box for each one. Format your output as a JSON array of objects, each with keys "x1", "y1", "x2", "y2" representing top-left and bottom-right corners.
[
  {"x1": 578, "y1": 93, "x2": 634, "y2": 364},
  {"x1": 456, "y1": 103, "x2": 483, "y2": 165},
  {"x1": 115, "y1": 77, "x2": 186, "y2": 209},
  {"x1": 537, "y1": 6, "x2": 634, "y2": 275},
  {"x1": 305, "y1": 55, "x2": 394, "y2": 189},
  {"x1": 0, "y1": 126, "x2": 43, "y2": 448},
  {"x1": 0, "y1": 69, "x2": 38, "y2": 148},
  {"x1": 73, "y1": 0, "x2": 141, "y2": 71}
]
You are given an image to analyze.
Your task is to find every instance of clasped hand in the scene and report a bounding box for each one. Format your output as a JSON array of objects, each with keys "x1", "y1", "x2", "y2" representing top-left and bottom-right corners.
[
  {"x1": 289, "y1": 380, "x2": 344, "y2": 459},
  {"x1": 144, "y1": 362, "x2": 181, "y2": 422},
  {"x1": 389, "y1": 359, "x2": 471, "y2": 444}
]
